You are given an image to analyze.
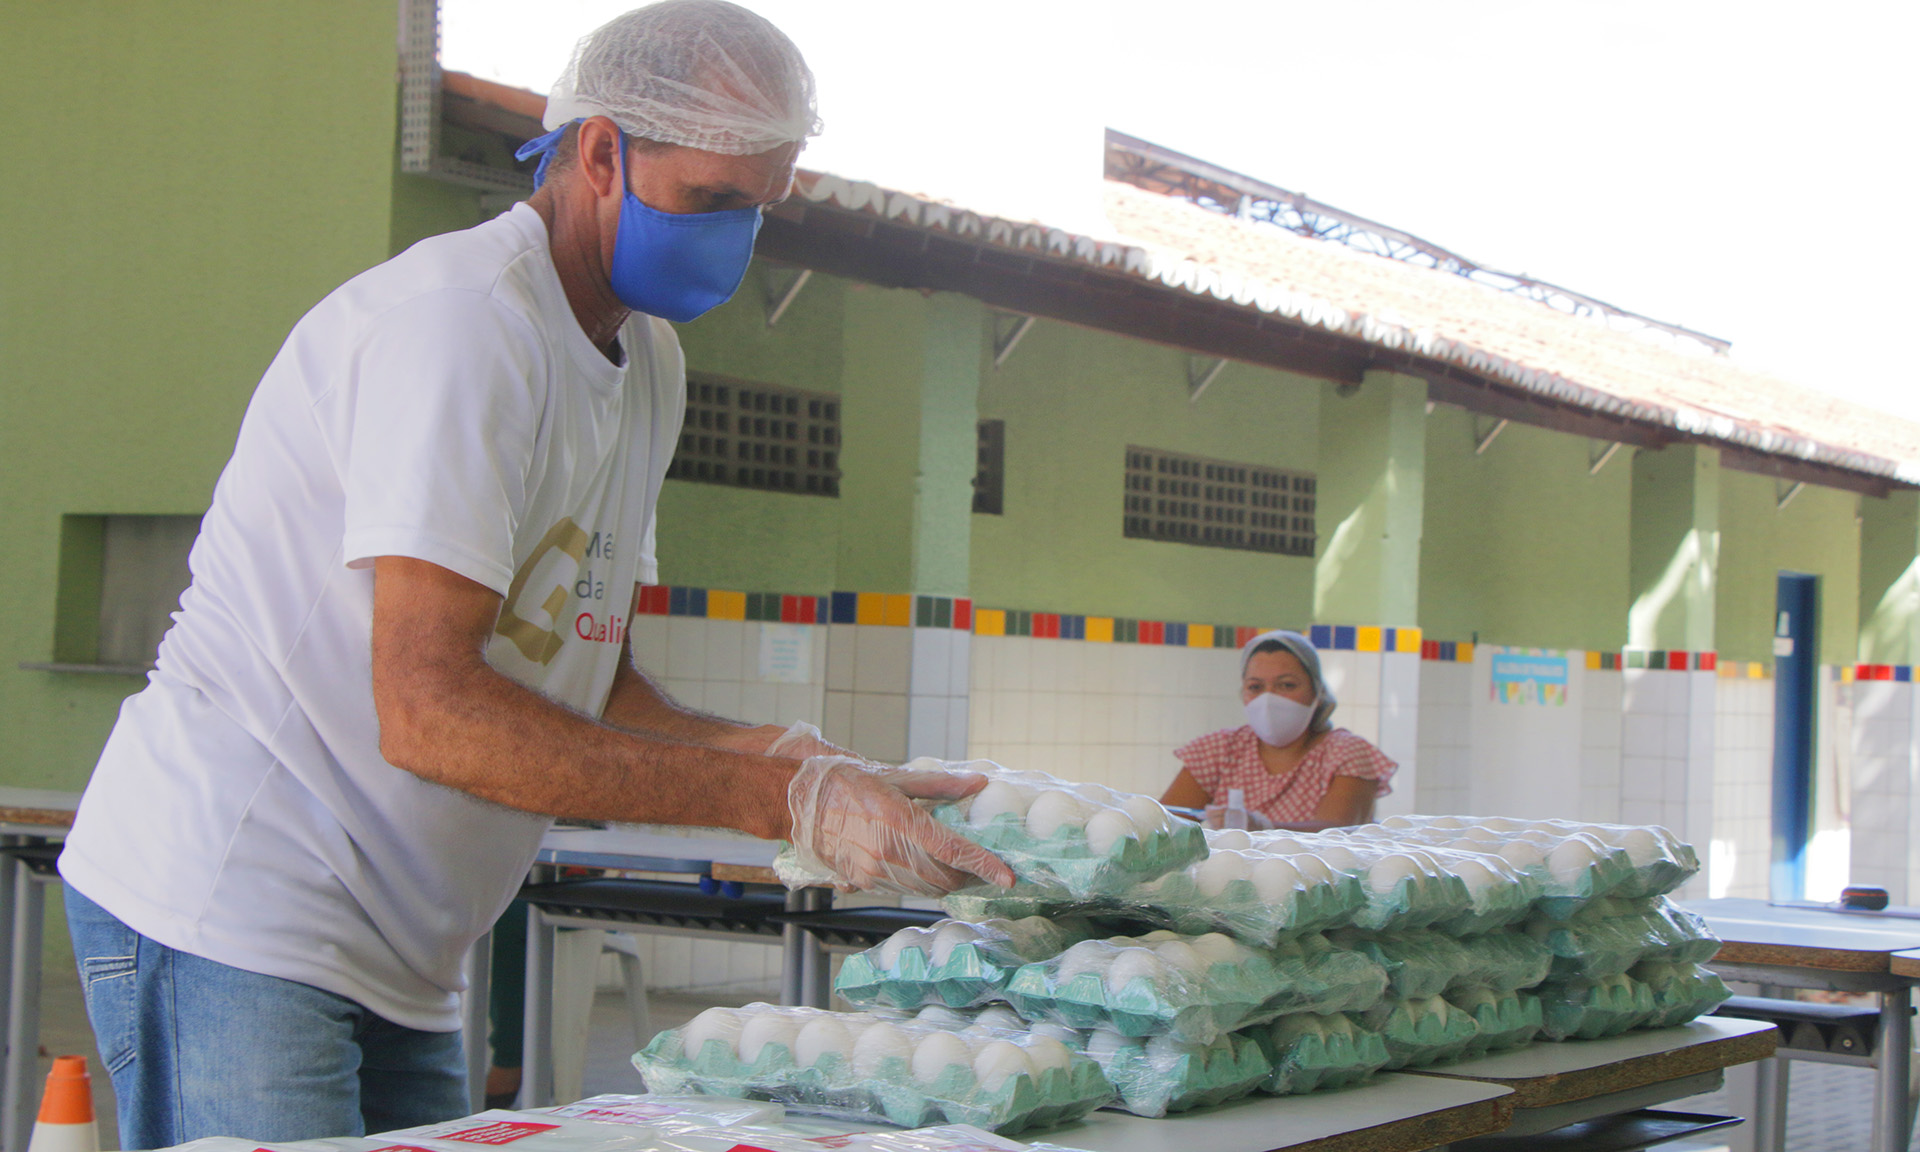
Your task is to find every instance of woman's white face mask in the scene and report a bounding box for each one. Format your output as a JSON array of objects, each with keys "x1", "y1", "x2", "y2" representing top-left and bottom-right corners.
[{"x1": 1245, "y1": 691, "x2": 1314, "y2": 748}]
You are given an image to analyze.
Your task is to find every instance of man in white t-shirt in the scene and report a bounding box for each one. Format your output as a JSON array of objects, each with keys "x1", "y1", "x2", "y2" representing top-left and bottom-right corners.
[{"x1": 59, "y1": 4, "x2": 1011, "y2": 1146}]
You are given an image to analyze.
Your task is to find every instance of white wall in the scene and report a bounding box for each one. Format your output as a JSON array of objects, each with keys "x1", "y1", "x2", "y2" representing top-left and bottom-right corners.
[
  {"x1": 1848, "y1": 679, "x2": 1918, "y2": 902},
  {"x1": 1711, "y1": 676, "x2": 1774, "y2": 899}
]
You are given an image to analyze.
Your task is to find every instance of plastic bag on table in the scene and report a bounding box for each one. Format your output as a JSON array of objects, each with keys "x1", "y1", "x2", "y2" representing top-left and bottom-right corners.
[
  {"x1": 1002, "y1": 929, "x2": 1385, "y2": 1045},
  {"x1": 1033, "y1": 1023, "x2": 1271, "y2": 1117},
  {"x1": 1449, "y1": 929, "x2": 1554, "y2": 993},
  {"x1": 1536, "y1": 974, "x2": 1658, "y2": 1040},
  {"x1": 632, "y1": 1003, "x2": 1112, "y2": 1135},
  {"x1": 1360, "y1": 818, "x2": 1634, "y2": 918},
  {"x1": 1252, "y1": 1012, "x2": 1391, "y2": 1095},
  {"x1": 1447, "y1": 988, "x2": 1543, "y2": 1058},
  {"x1": 1334, "y1": 827, "x2": 1541, "y2": 933},
  {"x1": 1362, "y1": 995, "x2": 1482, "y2": 1069},
  {"x1": 1129, "y1": 844, "x2": 1366, "y2": 944},
  {"x1": 529, "y1": 1094, "x2": 786, "y2": 1134},
  {"x1": 1384, "y1": 815, "x2": 1700, "y2": 899},
  {"x1": 1326, "y1": 929, "x2": 1470, "y2": 1000},
  {"x1": 835, "y1": 916, "x2": 1094, "y2": 1010},
  {"x1": 375, "y1": 1111, "x2": 657, "y2": 1152},
  {"x1": 923, "y1": 764, "x2": 1208, "y2": 901},
  {"x1": 1633, "y1": 960, "x2": 1731, "y2": 1029}
]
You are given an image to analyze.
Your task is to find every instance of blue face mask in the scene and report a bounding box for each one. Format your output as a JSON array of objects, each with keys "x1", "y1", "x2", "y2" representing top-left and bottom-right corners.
[{"x1": 516, "y1": 123, "x2": 763, "y2": 324}]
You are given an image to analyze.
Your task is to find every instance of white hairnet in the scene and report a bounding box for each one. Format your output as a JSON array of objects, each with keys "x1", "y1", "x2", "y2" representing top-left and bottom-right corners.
[{"x1": 543, "y1": 0, "x2": 820, "y2": 155}]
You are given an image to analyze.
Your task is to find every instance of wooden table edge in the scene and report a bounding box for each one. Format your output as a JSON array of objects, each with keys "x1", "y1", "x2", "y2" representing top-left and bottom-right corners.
[
  {"x1": 1891, "y1": 949, "x2": 1920, "y2": 980},
  {"x1": 1280, "y1": 1088, "x2": 1513, "y2": 1152},
  {"x1": 1711, "y1": 940, "x2": 1896, "y2": 974},
  {"x1": 711, "y1": 862, "x2": 783, "y2": 885},
  {"x1": 0, "y1": 808, "x2": 74, "y2": 830},
  {"x1": 1410, "y1": 1025, "x2": 1778, "y2": 1108}
]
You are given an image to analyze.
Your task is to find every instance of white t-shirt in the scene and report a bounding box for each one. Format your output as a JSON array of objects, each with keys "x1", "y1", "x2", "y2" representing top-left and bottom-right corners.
[{"x1": 61, "y1": 204, "x2": 685, "y2": 1031}]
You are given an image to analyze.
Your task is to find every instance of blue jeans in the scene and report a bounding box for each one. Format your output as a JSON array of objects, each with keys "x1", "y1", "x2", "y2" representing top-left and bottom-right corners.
[{"x1": 65, "y1": 885, "x2": 469, "y2": 1150}]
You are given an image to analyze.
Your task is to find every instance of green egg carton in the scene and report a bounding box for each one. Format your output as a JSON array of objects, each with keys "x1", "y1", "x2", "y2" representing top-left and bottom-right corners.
[
  {"x1": 1058, "y1": 1028, "x2": 1273, "y2": 1118},
  {"x1": 1448, "y1": 989, "x2": 1543, "y2": 1058},
  {"x1": 1527, "y1": 897, "x2": 1719, "y2": 981},
  {"x1": 1364, "y1": 994, "x2": 1483, "y2": 1069},
  {"x1": 1433, "y1": 864, "x2": 1544, "y2": 936},
  {"x1": 1328, "y1": 929, "x2": 1470, "y2": 1000},
  {"x1": 1253, "y1": 1012, "x2": 1391, "y2": 1096},
  {"x1": 632, "y1": 1005, "x2": 1115, "y2": 1136},
  {"x1": 1004, "y1": 931, "x2": 1387, "y2": 1046},
  {"x1": 835, "y1": 917, "x2": 1093, "y2": 1011},
  {"x1": 1449, "y1": 929, "x2": 1554, "y2": 994},
  {"x1": 1133, "y1": 852, "x2": 1368, "y2": 944},
  {"x1": 1536, "y1": 974, "x2": 1658, "y2": 1040},
  {"x1": 1350, "y1": 869, "x2": 1475, "y2": 932},
  {"x1": 1632, "y1": 961, "x2": 1731, "y2": 1029}
]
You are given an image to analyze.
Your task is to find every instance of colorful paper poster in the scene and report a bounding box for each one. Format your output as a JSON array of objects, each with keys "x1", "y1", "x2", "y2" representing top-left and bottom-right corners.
[{"x1": 1491, "y1": 651, "x2": 1568, "y2": 705}]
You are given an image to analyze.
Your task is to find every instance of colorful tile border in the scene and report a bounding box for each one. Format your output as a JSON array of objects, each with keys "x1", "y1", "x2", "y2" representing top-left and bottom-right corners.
[
  {"x1": 1848, "y1": 663, "x2": 1914, "y2": 683},
  {"x1": 635, "y1": 586, "x2": 971, "y2": 629},
  {"x1": 1419, "y1": 639, "x2": 1476, "y2": 664}
]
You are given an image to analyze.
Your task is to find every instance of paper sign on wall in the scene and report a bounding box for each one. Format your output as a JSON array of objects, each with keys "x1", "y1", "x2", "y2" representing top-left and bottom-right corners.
[
  {"x1": 1491, "y1": 652, "x2": 1568, "y2": 705},
  {"x1": 758, "y1": 623, "x2": 813, "y2": 683}
]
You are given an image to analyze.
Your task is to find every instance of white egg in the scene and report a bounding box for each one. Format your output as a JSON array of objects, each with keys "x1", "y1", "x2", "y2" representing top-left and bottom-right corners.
[
  {"x1": 1055, "y1": 941, "x2": 1112, "y2": 983},
  {"x1": 968, "y1": 780, "x2": 1036, "y2": 827},
  {"x1": 1479, "y1": 817, "x2": 1522, "y2": 832},
  {"x1": 1194, "y1": 850, "x2": 1252, "y2": 897},
  {"x1": 1188, "y1": 932, "x2": 1243, "y2": 967},
  {"x1": 737, "y1": 1012, "x2": 803, "y2": 1064},
  {"x1": 1315, "y1": 845, "x2": 1363, "y2": 872},
  {"x1": 1498, "y1": 841, "x2": 1546, "y2": 870},
  {"x1": 681, "y1": 1008, "x2": 745, "y2": 1059},
  {"x1": 1084, "y1": 808, "x2": 1138, "y2": 856},
  {"x1": 851, "y1": 1021, "x2": 914, "y2": 1077},
  {"x1": 794, "y1": 1017, "x2": 852, "y2": 1067},
  {"x1": 1021, "y1": 1034, "x2": 1074, "y2": 1074},
  {"x1": 1427, "y1": 816, "x2": 1470, "y2": 830},
  {"x1": 1025, "y1": 790, "x2": 1093, "y2": 838},
  {"x1": 1139, "y1": 930, "x2": 1183, "y2": 943},
  {"x1": 1085, "y1": 1029, "x2": 1141, "y2": 1062},
  {"x1": 1287, "y1": 853, "x2": 1336, "y2": 884},
  {"x1": 1251, "y1": 856, "x2": 1303, "y2": 902},
  {"x1": 928, "y1": 921, "x2": 983, "y2": 966},
  {"x1": 971, "y1": 1040, "x2": 1033, "y2": 1091},
  {"x1": 1615, "y1": 828, "x2": 1665, "y2": 867},
  {"x1": 1450, "y1": 859, "x2": 1500, "y2": 894},
  {"x1": 1255, "y1": 834, "x2": 1308, "y2": 853},
  {"x1": 1366, "y1": 854, "x2": 1424, "y2": 895},
  {"x1": 915, "y1": 1005, "x2": 972, "y2": 1028},
  {"x1": 1153, "y1": 940, "x2": 1205, "y2": 972},
  {"x1": 972, "y1": 1005, "x2": 1024, "y2": 1031},
  {"x1": 1548, "y1": 838, "x2": 1600, "y2": 886},
  {"x1": 1105, "y1": 947, "x2": 1166, "y2": 992},
  {"x1": 876, "y1": 927, "x2": 930, "y2": 970},
  {"x1": 1208, "y1": 828, "x2": 1254, "y2": 851},
  {"x1": 910, "y1": 1032, "x2": 974, "y2": 1084},
  {"x1": 1455, "y1": 825, "x2": 1504, "y2": 844},
  {"x1": 1120, "y1": 795, "x2": 1172, "y2": 835}
]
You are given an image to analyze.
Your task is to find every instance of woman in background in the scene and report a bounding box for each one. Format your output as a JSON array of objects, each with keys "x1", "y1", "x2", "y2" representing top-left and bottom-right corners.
[{"x1": 1161, "y1": 629, "x2": 1395, "y2": 830}]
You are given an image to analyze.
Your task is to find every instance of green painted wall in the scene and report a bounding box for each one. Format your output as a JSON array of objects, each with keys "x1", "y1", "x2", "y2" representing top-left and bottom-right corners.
[
  {"x1": 1859, "y1": 491, "x2": 1920, "y2": 665},
  {"x1": 0, "y1": 3, "x2": 400, "y2": 792},
  {"x1": 1314, "y1": 371, "x2": 1427, "y2": 627},
  {"x1": 1629, "y1": 445, "x2": 1720, "y2": 653},
  {"x1": 969, "y1": 319, "x2": 1321, "y2": 624},
  {"x1": 1716, "y1": 469, "x2": 1861, "y2": 666},
  {"x1": 1418, "y1": 408, "x2": 1633, "y2": 648}
]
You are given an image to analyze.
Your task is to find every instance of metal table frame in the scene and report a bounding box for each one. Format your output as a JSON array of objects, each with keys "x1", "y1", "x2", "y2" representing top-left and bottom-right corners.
[{"x1": 0, "y1": 802, "x2": 76, "y2": 1152}]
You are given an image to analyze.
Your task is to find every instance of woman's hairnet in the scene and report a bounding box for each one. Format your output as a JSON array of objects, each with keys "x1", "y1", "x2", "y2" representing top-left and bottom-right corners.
[
  {"x1": 1239, "y1": 629, "x2": 1338, "y2": 733},
  {"x1": 544, "y1": 0, "x2": 821, "y2": 155}
]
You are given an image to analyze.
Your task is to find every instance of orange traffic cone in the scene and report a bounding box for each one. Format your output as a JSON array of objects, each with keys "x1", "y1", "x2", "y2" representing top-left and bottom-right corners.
[{"x1": 26, "y1": 1056, "x2": 96, "y2": 1152}]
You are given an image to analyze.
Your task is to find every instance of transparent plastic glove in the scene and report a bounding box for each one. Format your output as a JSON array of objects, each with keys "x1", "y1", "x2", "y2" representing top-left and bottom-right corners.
[
  {"x1": 786, "y1": 755, "x2": 1016, "y2": 896},
  {"x1": 764, "y1": 720, "x2": 850, "y2": 760}
]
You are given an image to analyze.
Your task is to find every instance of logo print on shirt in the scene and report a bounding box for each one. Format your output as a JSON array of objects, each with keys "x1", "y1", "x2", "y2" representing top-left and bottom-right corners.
[{"x1": 495, "y1": 518, "x2": 591, "y2": 664}]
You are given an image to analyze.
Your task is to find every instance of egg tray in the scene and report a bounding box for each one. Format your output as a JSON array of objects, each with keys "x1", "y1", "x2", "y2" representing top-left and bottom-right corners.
[
  {"x1": 1453, "y1": 929, "x2": 1555, "y2": 993},
  {"x1": 1055, "y1": 1028, "x2": 1273, "y2": 1118},
  {"x1": 1363, "y1": 995, "x2": 1483, "y2": 1070},
  {"x1": 1527, "y1": 897, "x2": 1719, "y2": 981},
  {"x1": 1132, "y1": 855, "x2": 1368, "y2": 944},
  {"x1": 836, "y1": 918, "x2": 1093, "y2": 1011},
  {"x1": 1633, "y1": 961, "x2": 1732, "y2": 1030},
  {"x1": 1350, "y1": 869, "x2": 1475, "y2": 932},
  {"x1": 1432, "y1": 864, "x2": 1544, "y2": 936},
  {"x1": 1449, "y1": 989, "x2": 1544, "y2": 1059},
  {"x1": 1253, "y1": 1012, "x2": 1392, "y2": 1096},
  {"x1": 1376, "y1": 815, "x2": 1699, "y2": 905},
  {"x1": 1004, "y1": 932, "x2": 1388, "y2": 1046},
  {"x1": 931, "y1": 805, "x2": 1208, "y2": 903},
  {"x1": 1535, "y1": 975, "x2": 1658, "y2": 1041},
  {"x1": 633, "y1": 1009, "x2": 1114, "y2": 1136},
  {"x1": 1328, "y1": 928, "x2": 1551, "y2": 1000}
]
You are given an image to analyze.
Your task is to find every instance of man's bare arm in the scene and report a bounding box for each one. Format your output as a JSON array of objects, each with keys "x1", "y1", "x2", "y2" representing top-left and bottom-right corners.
[
  {"x1": 598, "y1": 586, "x2": 787, "y2": 752},
  {"x1": 371, "y1": 555, "x2": 792, "y2": 837}
]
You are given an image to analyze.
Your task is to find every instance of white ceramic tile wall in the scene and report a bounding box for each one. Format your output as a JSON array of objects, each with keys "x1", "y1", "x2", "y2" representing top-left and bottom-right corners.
[
  {"x1": 1809, "y1": 672, "x2": 1854, "y2": 901},
  {"x1": 1463, "y1": 649, "x2": 1595, "y2": 820},
  {"x1": 1580, "y1": 671, "x2": 1623, "y2": 823},
  {"x1": 967, "y1": 635, "x2": 1243, "y2": 797},
  {"x1": 1415, "y1": 661, "x2": 1473, "y2": 814},
  {"x1": 1848, "y1": 680, "x2": 1919, "y2": 902},
  {"x1": 1614, "y1": 667, "x2": 1717, "y2": 898},
  {"x1": 1710, "y1": 677, "x2": 1774, "y2": 899}
]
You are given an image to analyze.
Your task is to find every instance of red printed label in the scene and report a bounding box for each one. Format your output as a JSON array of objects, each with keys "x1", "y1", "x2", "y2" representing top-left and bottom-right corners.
[{"x1": 440, "y1": 1122, "x2": 561, "y2": 1145}]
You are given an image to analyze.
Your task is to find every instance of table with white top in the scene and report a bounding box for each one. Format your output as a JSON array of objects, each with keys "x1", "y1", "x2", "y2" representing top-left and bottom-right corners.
[{"x1": 1681, "y1": 897, "x2": 1920, "y2": 1152}]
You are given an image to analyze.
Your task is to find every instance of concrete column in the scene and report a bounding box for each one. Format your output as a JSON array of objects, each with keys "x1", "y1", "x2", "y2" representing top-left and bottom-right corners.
[
  {"x1": 1852, "y1": 491, "x2": 1920, "y2": 901},
  {"x1": 1313, "y1": 369, "x2": 1427, "y2": 807},
  {"x1": 1625, "y1": 445, "x2": 1719, "y2": 884},
  {"x1": 824, "y1": 289, "x2": 983, "y2": 762}
]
